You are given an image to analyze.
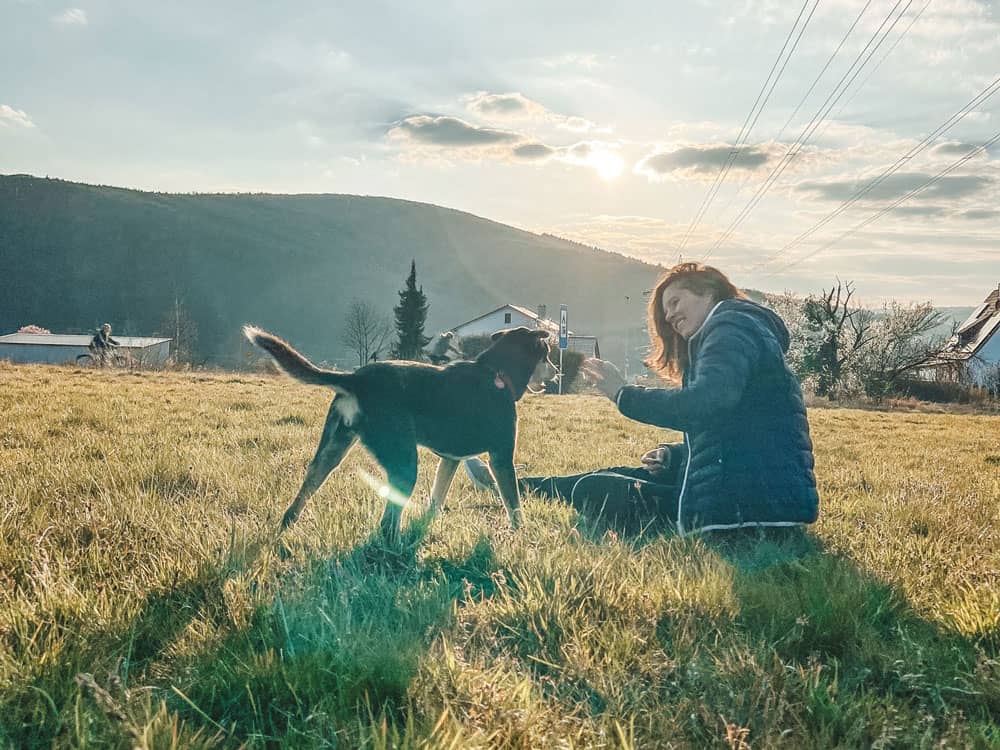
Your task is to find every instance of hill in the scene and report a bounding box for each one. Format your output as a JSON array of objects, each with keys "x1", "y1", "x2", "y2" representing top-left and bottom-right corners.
[{"x1": 0, "y1": 174, "x2": 665, "y2": 366}]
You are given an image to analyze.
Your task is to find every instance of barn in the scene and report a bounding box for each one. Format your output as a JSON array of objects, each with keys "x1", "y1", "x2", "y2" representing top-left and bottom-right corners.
[{"x1": 0, "y1": 332, "x2": 172, "y2": 366}]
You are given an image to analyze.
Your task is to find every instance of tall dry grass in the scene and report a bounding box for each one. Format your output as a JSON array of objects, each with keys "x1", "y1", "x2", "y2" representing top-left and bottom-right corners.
[{"x1": 1, "y1": 362, "x2": 998, "y2": 748}]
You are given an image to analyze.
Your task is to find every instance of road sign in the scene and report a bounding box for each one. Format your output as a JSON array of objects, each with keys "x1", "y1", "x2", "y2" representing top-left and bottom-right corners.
[{"x1": 558, "y1": 305, "x2": 568, "y2": 350}]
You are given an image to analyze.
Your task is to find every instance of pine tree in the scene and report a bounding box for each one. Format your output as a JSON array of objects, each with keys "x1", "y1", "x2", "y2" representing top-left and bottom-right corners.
[{"x1": 390, "y1": 259, "x2": 431, "y2": 360}]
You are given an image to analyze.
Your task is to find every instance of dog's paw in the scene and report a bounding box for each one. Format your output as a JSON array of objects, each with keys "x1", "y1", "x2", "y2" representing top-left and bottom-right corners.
[{"x1": 276, "y1": 538, "x2": 294, "y2": 561}]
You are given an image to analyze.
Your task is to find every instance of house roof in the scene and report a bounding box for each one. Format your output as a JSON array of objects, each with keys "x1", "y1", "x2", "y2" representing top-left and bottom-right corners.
[
  {"x1": 450, "y1": 304, "x2": 570, "y2": 335},
  {"x1": 0, "y1": 333, "x2": 172, "y2": 347},
  {"x1": 938, "y1": 286, "x2": 1000, "y2": 360}
]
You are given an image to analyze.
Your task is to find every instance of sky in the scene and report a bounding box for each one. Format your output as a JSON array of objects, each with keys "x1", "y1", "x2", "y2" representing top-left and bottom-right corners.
[{"x1": 2, "y1": 0, "x2": 999, "y2": 305}]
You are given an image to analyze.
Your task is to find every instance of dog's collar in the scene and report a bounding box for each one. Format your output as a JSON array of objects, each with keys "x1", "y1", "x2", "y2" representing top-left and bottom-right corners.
[{"x1": 494, "y1": 370, "x2": 515, "y2": 395}]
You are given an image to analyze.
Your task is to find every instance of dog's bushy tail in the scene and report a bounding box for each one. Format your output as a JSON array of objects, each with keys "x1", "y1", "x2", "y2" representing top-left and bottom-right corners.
[{"x1": 243, "y1": 326, "x2": 352, "y2": 392}]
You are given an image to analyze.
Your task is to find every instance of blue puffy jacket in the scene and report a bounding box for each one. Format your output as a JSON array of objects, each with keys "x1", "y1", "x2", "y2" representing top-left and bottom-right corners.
[{"x1": 617, "y1": 298, "x2": 819, "y2": 534}]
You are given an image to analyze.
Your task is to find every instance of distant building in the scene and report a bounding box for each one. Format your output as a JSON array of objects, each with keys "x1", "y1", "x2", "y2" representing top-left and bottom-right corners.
[
  {"x1": 0, "y1": 332, "x2": 172, "y2": 366},
  {"x1": 924, "y1": 285, "x2": 1000, "y2": 386},
  {"x1": 448, "y1": 304, "x2": 600, "y2": 358}
]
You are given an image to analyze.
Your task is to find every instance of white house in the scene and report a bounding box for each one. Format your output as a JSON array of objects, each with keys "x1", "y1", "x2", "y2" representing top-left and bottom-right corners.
[
  {"x1": 0, "y1": 332, "x2": 172, "y2": 366},
  {"x1": 929, "y1": 285, "x2": 1000, "y2": 386},
  {"x1": 448, "y1": 304, "x2": 600, "y2": 358}
]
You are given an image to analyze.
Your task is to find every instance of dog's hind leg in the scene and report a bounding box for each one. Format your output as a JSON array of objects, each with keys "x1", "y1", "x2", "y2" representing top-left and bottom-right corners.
[
  {"x1": 489, "y1": 451, "x2": 523, "y2": 530},
  {"x1": 428, "y1": 457, "x2": 460, "y2": 516},
  {"x1": 281, "y1": 408, "x2": 357, "y2": 530}
]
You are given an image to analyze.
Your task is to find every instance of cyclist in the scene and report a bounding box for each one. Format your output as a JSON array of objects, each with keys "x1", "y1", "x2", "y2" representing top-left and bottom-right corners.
[{"x1": 89, "y1": 323, "x2": 121, "y2": 366}]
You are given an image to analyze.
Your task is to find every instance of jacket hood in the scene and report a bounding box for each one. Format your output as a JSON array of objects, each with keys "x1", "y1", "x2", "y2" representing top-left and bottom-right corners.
[{"x1": 713, "y1": 298, "x2": 791, "y2": 353}]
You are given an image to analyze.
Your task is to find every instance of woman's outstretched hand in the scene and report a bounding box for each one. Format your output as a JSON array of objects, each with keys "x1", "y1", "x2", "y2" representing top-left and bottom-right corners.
[
  {"x1": 641, "y1": 446, "x2": 668, "y2": 476},
  {"x1": 581, "y1": 358, "x2": 627, "y2": 401}
]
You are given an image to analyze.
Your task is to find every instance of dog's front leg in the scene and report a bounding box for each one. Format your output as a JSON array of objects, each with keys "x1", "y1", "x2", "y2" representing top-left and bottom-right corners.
[
  {"x1": 428, "y1": 457, "x2": 460, "y2": 516},
  {"x1": 489, "y1": 453, "x2": 523, "y2": 530}
]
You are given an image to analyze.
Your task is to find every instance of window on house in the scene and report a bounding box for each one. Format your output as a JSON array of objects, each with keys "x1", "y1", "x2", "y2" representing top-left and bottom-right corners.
[{"x1": 504, "y1": 313, "x2": 511, "y2": 324}]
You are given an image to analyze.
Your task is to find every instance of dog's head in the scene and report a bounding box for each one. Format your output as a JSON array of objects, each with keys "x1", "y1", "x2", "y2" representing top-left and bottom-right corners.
[{"x1": 477, "y1": 327, "x2": 553, "y2": 400}]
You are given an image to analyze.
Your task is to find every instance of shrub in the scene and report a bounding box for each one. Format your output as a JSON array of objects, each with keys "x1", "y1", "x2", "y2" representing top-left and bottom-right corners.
[
  {"x1": 458, "y1": 333, "x2": 493, "y2": 359},
  {"x1": 896, "y1": 377, "x2": 995, "y2": 406}
]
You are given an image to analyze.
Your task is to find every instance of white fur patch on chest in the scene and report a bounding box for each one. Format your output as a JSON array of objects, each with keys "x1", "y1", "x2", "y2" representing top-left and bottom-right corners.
[{"x1": 333, "y1": 393, "x2": 362, "y2": 426}]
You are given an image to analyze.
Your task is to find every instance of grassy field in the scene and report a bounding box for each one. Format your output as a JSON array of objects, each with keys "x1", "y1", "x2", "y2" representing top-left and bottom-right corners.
[{"x1": 1, "y1": 362, "x2": 998, "y2": 749}]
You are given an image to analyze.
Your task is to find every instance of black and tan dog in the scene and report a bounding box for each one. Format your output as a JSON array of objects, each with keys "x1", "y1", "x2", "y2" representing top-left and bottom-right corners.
[{"x1": 244, "y1": 325, "x2": 552, "y2": 539}]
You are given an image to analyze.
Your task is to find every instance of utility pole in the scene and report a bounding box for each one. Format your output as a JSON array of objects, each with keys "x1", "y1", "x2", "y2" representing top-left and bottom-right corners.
[{"x1": 623, "y1": 295, "x2": 630, "y2": 379}]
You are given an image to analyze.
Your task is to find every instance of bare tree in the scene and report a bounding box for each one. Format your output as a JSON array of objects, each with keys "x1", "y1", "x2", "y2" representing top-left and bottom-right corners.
[
  {"x1": 800, "y1": 280, "x2": 875, "y2": 397},
  {"x1": 341, "y1": 299, "x2": 392, "y2": 367},
  {"x1": 157, "y1": 297, "x2": 199, "y2": 364},
  {"x1": 853, "y1": 301, "x2": 951, "y2": 401},
  {"x1": 763, "y1": 292, "x2": 810, "y2": 379},
  {"x1": 981, "y1": 361, "x2": 1000, "y2": 397}
]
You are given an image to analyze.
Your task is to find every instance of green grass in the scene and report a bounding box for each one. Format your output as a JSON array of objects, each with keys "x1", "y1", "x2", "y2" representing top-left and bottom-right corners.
[{"x1": 1, "y1": 362, "x2": 998, "y2": 748}]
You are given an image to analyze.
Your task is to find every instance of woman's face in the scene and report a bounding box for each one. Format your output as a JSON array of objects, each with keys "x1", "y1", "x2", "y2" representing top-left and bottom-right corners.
[{"x1": 661, "y1": 282, "x2": 717, "y2": 339}]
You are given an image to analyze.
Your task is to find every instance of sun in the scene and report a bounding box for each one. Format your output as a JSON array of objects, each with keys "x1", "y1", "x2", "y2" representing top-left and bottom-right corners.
[{"x1": 589, "y1": 150, "x2": 624, "y2": 181}]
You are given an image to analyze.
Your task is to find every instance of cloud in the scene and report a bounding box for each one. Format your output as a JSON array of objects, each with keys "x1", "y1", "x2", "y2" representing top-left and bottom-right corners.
[
  {"x1": 52, "y1": 8, "x2": 87, "y2": 25},
  {"x1": 887, "y1": 205, "x2": 950, "y2": 218},
  {"x1": 508, "y1": 139, "x2": 624, "y2": 178},
  {"x1": 387, "y1": 114, "x2": 623, "y2": 178},
  {"x1": 559, "y1": 116, "x2": 597, "y2": 133},
  {"x1": 930, "y1": 141, "x2": 993, "y2": 158},
  {"x1": 512, "y1": 142, "x2": 556, "y2": 160},
  {"x1": 467, "y1": 92, "x2": 546, "y2": 118},
  {"x1": 960, "y1": 208, "x2": 1000, "y2": 220},
  {"x1": 634, "y1": 143, "x2": 787, "y2": 181},
  {"x1": 465, "y1": 91, "x2": 600, "y2": 133},
  {"x1": 555, "y1": 141, "x2": 624, "y2": 178},
  {"x1": 388, "y1": 115, "x2": 521, "y2": 147},
  {"x1": 795, "y1": 172, "x2": 995, "y2": 202},
  {"x1": 0, "y1": 105, "x2": 35, "y2": 128},
  {"x1": 931, "y1": 141, "x2": 980, "y2": 157}
]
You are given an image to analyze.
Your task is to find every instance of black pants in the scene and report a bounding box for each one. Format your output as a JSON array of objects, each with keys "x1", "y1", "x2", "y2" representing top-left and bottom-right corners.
[{"x1": 519, "y1": 467, "x2": 680, "y2": 528}]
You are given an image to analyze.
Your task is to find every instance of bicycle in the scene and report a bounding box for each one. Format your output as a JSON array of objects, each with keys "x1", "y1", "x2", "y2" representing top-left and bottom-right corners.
[{"x1": 76, "y1": 347, "x2": 132, "y2": 368}]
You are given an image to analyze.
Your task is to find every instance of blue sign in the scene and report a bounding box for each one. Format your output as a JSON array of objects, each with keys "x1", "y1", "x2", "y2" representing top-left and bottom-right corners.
[{"x1": 558, "y1": 305, "x2": 568, "y2": 349}]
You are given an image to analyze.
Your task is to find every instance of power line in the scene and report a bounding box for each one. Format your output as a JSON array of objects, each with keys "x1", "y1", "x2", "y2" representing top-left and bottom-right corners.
[
  {"x1": 774, "y1": 0, "x2": 875, "y2": 146},
  {"x1": 751, "y1": 74, "x2": 1000, "y2": 271},
  {"x1": 705, "y1": 0, "x2": 914, "y2": 258},
  {"x1": 827, "y1": 0, "x2": 933, "y2": 126},
  {"x1": 676, "y1": 0, "x2": 818, "y2": 253},
  {"x1": 710, "y1": 0, "x2": 874, "y2": 239},
  {"x1": 703, "y1": 0, "x2": 915, "y2": 259},
  {"x1": 766, "y1": 129, "x2": 1000, "y2": 275}
]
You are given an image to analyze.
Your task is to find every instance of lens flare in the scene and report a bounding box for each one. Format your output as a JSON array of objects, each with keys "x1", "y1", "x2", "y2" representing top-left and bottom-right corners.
[{"x1": 358, "y1": 468, "x2": 410, "y2": 508}]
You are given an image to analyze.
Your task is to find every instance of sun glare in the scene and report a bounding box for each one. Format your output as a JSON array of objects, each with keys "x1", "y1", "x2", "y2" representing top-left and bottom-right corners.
[{"x1": 590, "y1": 150, "x2": 624, "y2": 181}]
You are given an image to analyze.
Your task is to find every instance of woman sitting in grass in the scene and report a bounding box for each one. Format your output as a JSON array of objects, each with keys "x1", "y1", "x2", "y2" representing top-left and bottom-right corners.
[{"x1": 465, "y1": 262, "x2": 819, "y2": 535}]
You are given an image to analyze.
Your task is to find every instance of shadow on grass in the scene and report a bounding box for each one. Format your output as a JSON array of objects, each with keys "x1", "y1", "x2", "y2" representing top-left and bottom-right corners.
[
  {"x1": 16, "y1": 508, "x2": 998, "y2": 748},
  {"x1": 510, "y1": 518, "x2": 1000, "y2": 747},
  {"x1": 145, "y1": 507, "x2": 509, "y2": 746},
  {"x1": 714, "y1": 531, "x2": 1000, "y2": 747},
  {"x1": 1, "y1": 504, "x2": 507, "y2": 748}
]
